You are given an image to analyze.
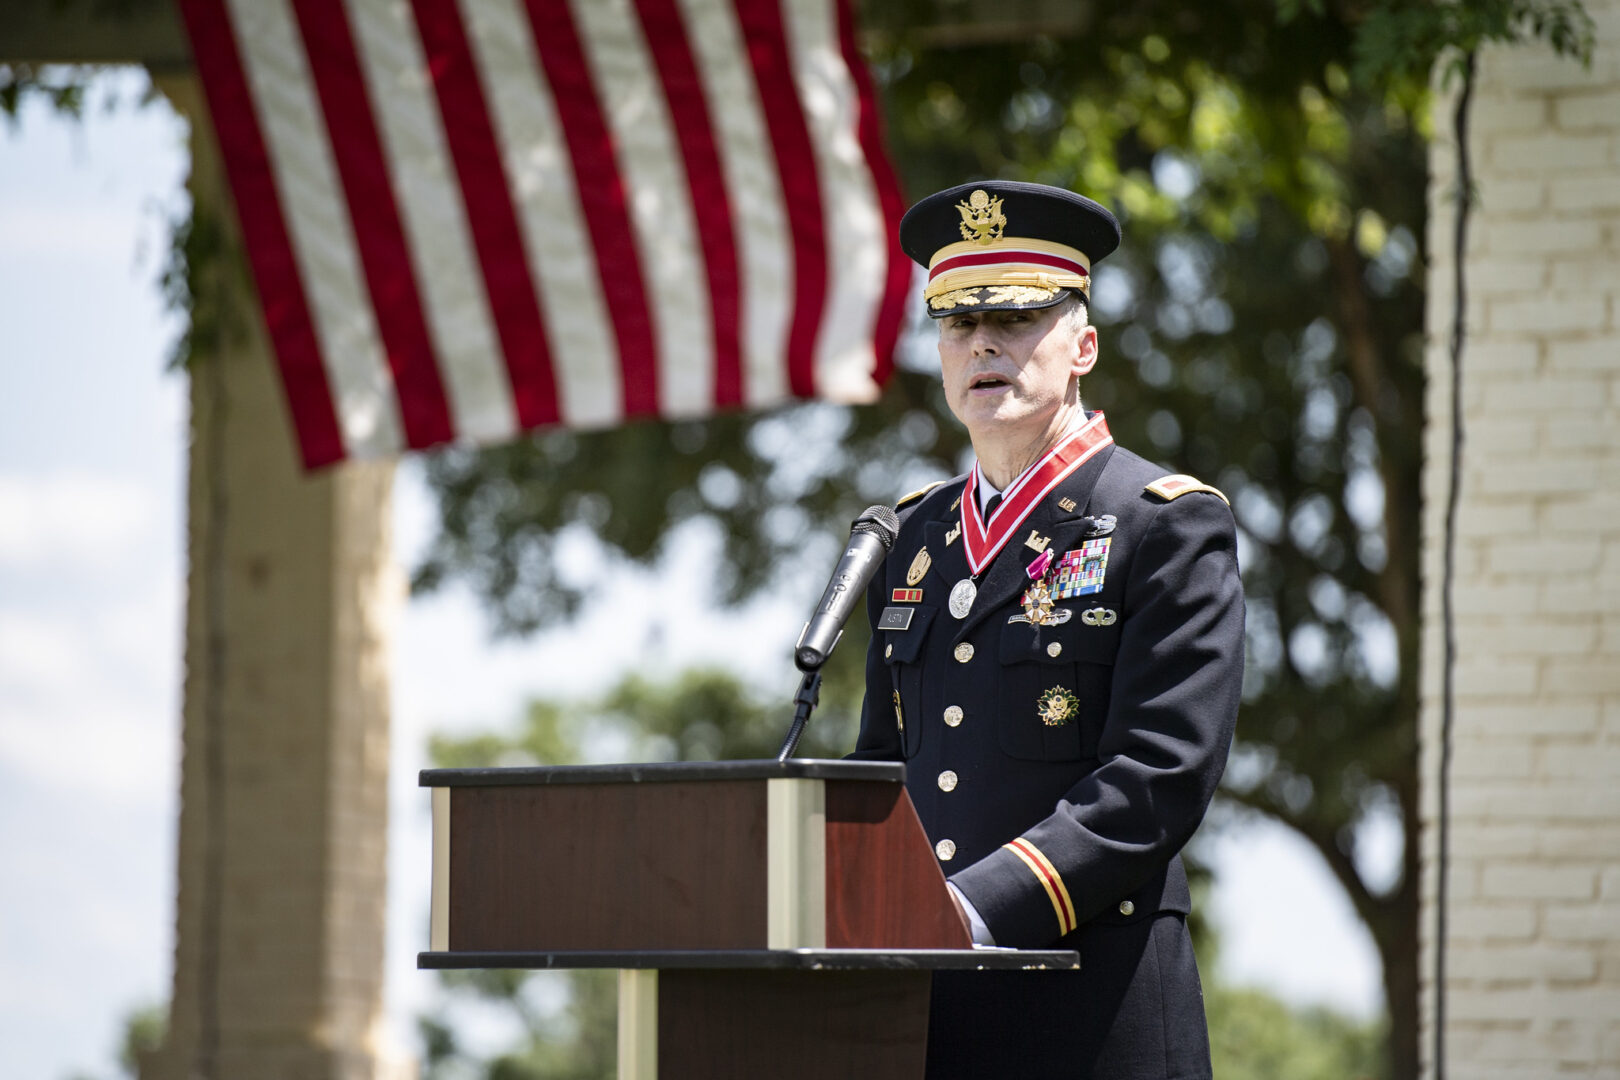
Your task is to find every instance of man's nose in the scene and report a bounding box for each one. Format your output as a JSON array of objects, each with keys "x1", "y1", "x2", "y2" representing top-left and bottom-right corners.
[{"x1": 970, "y1": 323, "x2": 1000, "y2": 355}]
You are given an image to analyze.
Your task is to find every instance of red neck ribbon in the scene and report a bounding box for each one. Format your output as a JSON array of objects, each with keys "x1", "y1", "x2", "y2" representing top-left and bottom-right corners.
[{"x1": 961, "y1": 413, "x2": 1113, "y2": 576}]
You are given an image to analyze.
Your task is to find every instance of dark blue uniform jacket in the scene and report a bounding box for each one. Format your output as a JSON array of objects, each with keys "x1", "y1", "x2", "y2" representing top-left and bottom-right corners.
[{"x1": 852, "y1": 438, "x2": 1244, "y2": 1079}]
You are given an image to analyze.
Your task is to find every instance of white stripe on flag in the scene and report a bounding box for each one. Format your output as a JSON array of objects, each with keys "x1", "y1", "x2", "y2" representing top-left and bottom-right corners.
[
  {"x1": 679, "y1": 0, "x2": 793, "y2": 410},
  {"x1": 229, "y1": 0, "x2": 404, "y2": 456},
  {"x1": 784, "y1": 0, "x2": 884, "y2": 404},
  {"x1": 572, "y1": 0, "x2": 713, "y2": 419},
  {"x1": 345, "y1": 0, "x2": 518, "y2": 445},
  {"x1": 460, "y1": 0, "x2": 623, "y2": 428}
]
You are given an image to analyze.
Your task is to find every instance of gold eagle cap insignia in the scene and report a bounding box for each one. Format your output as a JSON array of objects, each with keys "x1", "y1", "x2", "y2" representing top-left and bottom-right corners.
[{"x1": 956, "y1": 189, "x2": 1007, "y2": 245}]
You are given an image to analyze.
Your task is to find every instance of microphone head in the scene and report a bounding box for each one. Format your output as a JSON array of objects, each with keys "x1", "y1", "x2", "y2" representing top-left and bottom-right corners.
[{"x1": 851, "y1": 504, "x2": 900, "y2": 550}]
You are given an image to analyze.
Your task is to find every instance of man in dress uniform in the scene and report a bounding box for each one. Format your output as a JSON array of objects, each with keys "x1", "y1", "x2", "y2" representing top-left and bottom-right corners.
[{"x1": 851, "y1": 180, "x2": 1244, "y2": 1078}]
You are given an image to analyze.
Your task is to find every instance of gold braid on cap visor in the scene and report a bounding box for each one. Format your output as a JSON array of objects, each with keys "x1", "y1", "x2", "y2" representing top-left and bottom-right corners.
[{"x1": 923, "y1": 237, "x2": 1092, "y2": 311}]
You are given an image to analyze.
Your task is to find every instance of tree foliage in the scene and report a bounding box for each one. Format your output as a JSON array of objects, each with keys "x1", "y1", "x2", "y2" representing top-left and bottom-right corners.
[
  {"x1": 1208, "y1": 985, "x2": 1385, "y2": 1080},
  {"x1": 64, "y1": 999, "x2": 167, "y2": 1080},
  {"x1": 409, "y1": 5, "x2": 1592, "y2": 1079}
]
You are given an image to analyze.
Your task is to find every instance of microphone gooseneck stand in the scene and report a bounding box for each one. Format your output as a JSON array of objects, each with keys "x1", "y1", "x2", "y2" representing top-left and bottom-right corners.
[
  {"x1": 775, "y1": 503, "x2": 898, "y2": 761},
  {"x1": 775, "y1": 670, "x2": 822, "y2": 762}
]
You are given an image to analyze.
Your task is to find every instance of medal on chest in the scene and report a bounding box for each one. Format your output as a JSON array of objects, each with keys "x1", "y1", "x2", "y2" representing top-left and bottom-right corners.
[
  {"x1": 1011, "y1": 546, "x2": 1071, "y2": 626},
  {"x1": 958, "y1": 415, "x2": 1112, "y2": 576},
  {"x1": 948, "y1": 578, "x2": 977, "y2": 619},
  {"x1": 947, "y1": 415, "x2": 1113, "y2": 621}
]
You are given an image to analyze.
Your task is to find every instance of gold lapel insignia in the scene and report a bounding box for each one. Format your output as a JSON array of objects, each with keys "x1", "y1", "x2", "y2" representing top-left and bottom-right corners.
[
  {"x1": 1036, "y1": 686, "x2": 1080, "y2": 727},
  {"x1": 956, "y1": 189, "x2": 1007, "y2": 245},
  {"x1": 1024, "y1": 530, "x2": 1052, "y2": 553},
  {"x1": 1057, "y1": 497, "x2": 1077, "y2": 513},
  {"x1": 906, "y1": 547, "x2": 931, "y2": 586},
  {"x1": 945, "y1": 522, "x2": 961, "y2": 546}
]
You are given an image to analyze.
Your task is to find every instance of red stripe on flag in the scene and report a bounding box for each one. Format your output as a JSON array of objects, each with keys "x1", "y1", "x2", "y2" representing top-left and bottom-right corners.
[
  {"x1": 835, "y1": 0, "x2": 907, "y2": 387},
  {"x1": 289, "y1": 0, "x2": 455, "y2": 449},
  {"x1": 177, "y1": 0, "x2": 346, "y2": 468},
  {"x1": 733, "y1": 0, "x2": 826, "y2": 399},
  {"x1": 522, "y1": 0, "x2": 660, "y2": 419},
  {"x1": 411, "y1": 0, "x2": 561, "y2": 427},
  {"x1": 634, "y1": 0, "x2": 743, "y2": 410}
]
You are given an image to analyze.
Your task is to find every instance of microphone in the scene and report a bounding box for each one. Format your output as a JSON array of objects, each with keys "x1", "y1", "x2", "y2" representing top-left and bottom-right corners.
[{"x1": 794, "y1": 505, "x2": 900, "y2": 672}]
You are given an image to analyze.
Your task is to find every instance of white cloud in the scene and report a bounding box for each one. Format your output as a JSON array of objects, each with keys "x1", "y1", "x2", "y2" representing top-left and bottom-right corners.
[
  {"x1": 0, "y1": 592, "x2": 180, "y2": 805},
  {"x1": 0, "y1": 695, "x2": 176, "y2": 805},
  {"x1": 0, "y1": 471, "x2": 153, "y2": 569},
  {"x1": 0, "y1": 203, "x2": 143, "y2": 261}
]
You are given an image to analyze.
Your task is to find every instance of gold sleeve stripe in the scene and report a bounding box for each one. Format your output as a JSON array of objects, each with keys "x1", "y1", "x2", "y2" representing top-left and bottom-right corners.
[
  {"x1": 1145, "y1": 474, "x2": 1229, "y2": 506},
  {"x1": 898, "y1": 480, "x2": 945, "y2": 508},
  {"x1": 1004, "y1": 838, "x2": 1077, "y2": 936}
]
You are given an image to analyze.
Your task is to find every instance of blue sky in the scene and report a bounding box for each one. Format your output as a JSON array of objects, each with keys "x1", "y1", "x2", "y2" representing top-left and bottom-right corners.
[{"x1": 0, "y1": 68, "x2": 1383, "y2": 1080}]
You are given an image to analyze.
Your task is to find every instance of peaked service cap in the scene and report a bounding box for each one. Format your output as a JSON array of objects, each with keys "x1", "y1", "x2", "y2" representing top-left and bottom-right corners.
[{"x1": 900, "y1": 180, "x2": 1121, "y2": 317}]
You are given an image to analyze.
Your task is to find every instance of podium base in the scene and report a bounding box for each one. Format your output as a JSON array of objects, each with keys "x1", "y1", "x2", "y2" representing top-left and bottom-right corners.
[{"x1": 623, "y1": 968, "x2": 930, "y2": 1080}]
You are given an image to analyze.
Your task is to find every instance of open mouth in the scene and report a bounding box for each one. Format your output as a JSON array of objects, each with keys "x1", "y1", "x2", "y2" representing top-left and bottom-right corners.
[{"x1": 969, "y1": 373, "x2": 1011, "y2": 391}]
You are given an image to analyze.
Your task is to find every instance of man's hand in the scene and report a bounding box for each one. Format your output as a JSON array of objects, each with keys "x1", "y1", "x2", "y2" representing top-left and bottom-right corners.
[
  {"x1": 948, "y1": 883, "x2": 971, "y2": 937},
  {"x1": 946, "y1": 882, "x2": 997, "y2": 946}
]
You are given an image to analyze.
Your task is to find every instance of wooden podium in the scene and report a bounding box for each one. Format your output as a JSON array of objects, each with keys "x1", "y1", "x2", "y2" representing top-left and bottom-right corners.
[{"x1": 420, "y1": 759, "x2": 1078, "y2": 1078}]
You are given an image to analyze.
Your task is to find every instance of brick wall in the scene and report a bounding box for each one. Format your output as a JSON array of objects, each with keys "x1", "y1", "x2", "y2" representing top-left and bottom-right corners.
[
  {"x1": 1420, "y1": 3, "x2": 1620, "y2": 1076},
  {"x1": 144, "y1": 79, "x2": 408, "y2": 1080}
]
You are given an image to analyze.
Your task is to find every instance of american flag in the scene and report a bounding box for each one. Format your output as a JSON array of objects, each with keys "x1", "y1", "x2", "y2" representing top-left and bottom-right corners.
[{"x1": 178, "y1": 0, "x2": 908, "y2": 468}]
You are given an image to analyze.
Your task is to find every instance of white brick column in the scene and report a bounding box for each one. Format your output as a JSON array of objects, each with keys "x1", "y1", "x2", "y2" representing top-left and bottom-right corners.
[
  {"x1": 1420, "y1": 5, "x2": 1620, "y2": 1077},
  {"x1": 144, "y1": 78, "x2": 407, "y2": 1080}
]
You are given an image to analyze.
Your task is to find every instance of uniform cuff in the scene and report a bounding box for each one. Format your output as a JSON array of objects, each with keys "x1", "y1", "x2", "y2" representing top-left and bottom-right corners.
[{"x1": 949, "y1": 838, "x2": 1079, "y2": 947}]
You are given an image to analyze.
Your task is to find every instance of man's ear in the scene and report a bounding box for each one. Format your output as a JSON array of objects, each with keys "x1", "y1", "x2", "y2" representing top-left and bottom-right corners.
[{"x1": 1074, "y1": 324, "x2": 1099, "y2": 377}]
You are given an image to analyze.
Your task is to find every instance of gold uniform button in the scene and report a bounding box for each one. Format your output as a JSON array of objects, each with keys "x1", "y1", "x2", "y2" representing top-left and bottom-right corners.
[
  {"x1": 885, "y1": 643, "x2": 893, "y2": 658},
  {"x1": 943, "y1": 705, "x2": 964, "y2": 727},
  {"x1": 937, "y1": 770, "x2": 958, "y2": 792},
  {"x1": 954, "y1": 642, "x2": 975, "y2": 663},
  {"x1": 1118, "y1": 900, "x2": 1135, "y2": 916},
  {"x1": 1047, "y1": 641, "x2": 1063, "y2": 658},
  {"x1": 935, "y1": 839, "x2": 957, "y2": 861}
]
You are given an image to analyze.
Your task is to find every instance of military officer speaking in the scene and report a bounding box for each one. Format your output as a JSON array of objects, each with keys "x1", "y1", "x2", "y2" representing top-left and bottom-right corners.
[{"x1": 850, "y1": 180, "x2": 1245, "y2": 1078}]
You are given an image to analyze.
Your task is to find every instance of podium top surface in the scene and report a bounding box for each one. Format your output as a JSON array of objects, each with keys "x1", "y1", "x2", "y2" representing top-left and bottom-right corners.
[
  {"x1": 420, "y1": 948, "x2": 1079, "y2": 971},
  {"x1": 419, "y1": 758, "x2": 905, "y2": 787}
]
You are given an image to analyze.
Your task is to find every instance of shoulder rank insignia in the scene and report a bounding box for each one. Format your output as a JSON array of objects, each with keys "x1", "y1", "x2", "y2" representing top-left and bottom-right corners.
[
  {"x1": 1145, "y1": 474, "x2": 1229, "y2": 505},
  {"x1": 898, "y1": 480, "x2": 946, "y2": 509}
]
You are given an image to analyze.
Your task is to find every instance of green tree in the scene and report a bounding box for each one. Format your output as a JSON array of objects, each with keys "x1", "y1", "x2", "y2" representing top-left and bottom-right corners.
[
  {"x1": 413, "y1": 6, "x2": 1592, "y2": 1078},
  {"x1": 64, "y1": 1000, "x2": 167, "y2": 1080},
  {"x1": 1207, "y1": 985, "x2": 1385, "y2": 1080}
]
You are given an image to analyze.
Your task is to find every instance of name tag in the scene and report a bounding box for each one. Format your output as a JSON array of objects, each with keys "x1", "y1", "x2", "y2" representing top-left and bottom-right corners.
[{"x1": 878, "y1": 606, "x2": 915, "y2": 631}]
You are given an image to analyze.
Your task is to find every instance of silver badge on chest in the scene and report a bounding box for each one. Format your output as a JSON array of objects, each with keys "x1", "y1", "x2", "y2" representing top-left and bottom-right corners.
[{"x1": 948, "y1": 578, "x2": 977, "y2": 619}]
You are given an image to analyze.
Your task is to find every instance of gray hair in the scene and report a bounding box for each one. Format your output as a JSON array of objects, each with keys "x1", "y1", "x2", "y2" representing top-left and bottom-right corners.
[{"x1": 1057, "y1": 292, "x2": 1090, "y2": 334}]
